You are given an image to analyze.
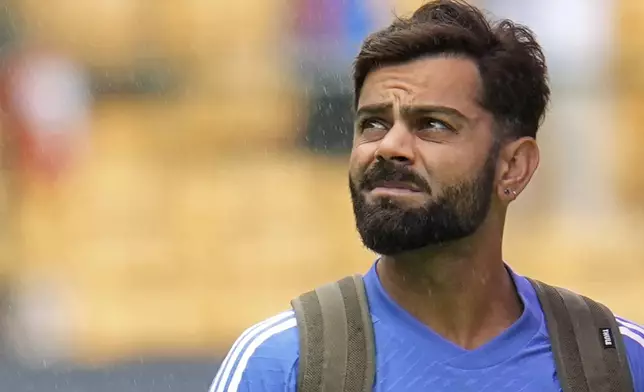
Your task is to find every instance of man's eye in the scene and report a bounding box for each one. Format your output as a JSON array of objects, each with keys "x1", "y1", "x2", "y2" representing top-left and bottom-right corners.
[
  {"x1": 419, "y1": 119, "x2": 452, "y2": 132},
  {"x1": 360, "y1": 119, "x2": 388, "y2": 132}
]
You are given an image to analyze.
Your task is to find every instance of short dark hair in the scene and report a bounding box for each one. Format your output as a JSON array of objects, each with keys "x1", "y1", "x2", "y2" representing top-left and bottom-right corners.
[{"x1": 353, "y1": 0, "x2": 550, "y2": 139}]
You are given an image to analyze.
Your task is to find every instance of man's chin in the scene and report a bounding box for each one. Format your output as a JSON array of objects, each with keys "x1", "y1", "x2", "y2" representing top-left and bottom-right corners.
[
  {"x1": 359, "y1": 234, "x2": 431, "y2": 256},
  {"x1": 356, "y1": 215, "x2": 433, "y2": 254}
]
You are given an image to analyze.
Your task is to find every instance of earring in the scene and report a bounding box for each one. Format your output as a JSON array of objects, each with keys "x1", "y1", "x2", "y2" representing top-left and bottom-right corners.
[{"x1": 504, "y1": 189, "x2": 517, "y2": 198}]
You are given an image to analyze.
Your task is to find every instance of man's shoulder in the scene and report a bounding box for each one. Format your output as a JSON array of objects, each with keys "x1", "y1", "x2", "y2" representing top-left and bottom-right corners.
[
  {"x1": 208, "y1": 310, "x2": 299, "y2": 392},
  {"x1": 617, "y1": 316, "x2": 644, "y2": 390},
  {"x1": 618, "y1": 316, "x2": 644, "y2": 351}
]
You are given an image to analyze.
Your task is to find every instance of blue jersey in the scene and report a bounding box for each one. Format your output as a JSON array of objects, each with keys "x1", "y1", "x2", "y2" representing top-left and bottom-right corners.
[{"x1": 209, "y1": 263, "x2": 644, "y2": 392}]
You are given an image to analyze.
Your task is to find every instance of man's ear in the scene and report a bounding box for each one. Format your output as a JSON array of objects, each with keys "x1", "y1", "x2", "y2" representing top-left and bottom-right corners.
[{"x1": 496, "y1": 137, "x2": 540, "y2": 202}]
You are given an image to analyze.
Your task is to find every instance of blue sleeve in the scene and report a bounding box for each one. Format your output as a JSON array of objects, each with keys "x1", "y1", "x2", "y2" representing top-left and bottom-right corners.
[
  {"x1": 617, "y1": 317, "x2": 644, "y2": 392},
  {"x1": 207, "y1": 311, "x2": 299, "y2": 392}
]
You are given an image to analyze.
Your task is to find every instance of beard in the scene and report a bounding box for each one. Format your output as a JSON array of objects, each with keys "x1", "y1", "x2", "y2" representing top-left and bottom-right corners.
[{"x1": 349, "y1": 150, "x2": 498, "y2": 256}]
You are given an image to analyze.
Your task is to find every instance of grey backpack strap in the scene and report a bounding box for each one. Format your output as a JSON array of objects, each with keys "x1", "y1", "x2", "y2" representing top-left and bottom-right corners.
[
  {"x1": 528, "y1": 278, "x2": 634, "y2": 392},
  {"x1": 291, "y1": 274, "x2": 375, "y2": 392}
]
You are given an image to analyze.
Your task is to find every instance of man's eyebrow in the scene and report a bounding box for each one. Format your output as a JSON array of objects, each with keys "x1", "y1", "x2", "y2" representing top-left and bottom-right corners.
[
  {"x1": 402, "y1": 105, "x2": 467, "y2": 120},
  {"x1": 355, "y1": 103, "x2": 468, "y2": 121},
  {"x1": 355, "y1": 103, "x2": 392, "y2": 118}
]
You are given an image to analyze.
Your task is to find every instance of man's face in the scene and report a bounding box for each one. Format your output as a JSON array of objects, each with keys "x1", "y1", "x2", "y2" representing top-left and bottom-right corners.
[{"x1": 349, "y1": 56, "x2": 500, "y2": 255}]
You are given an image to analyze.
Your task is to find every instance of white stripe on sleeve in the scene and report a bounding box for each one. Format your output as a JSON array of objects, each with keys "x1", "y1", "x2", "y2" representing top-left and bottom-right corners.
[
  {"x1": 617, "y1": 318, "x2": 644, "y2": 337},
  {"x1": 620, "y1": 326, "x2": 644, "y2": 349},
  {"x1": 209, "y1": 310, "x2": 294, "y2": 392},
  {"x1": 227, "y1": 317, "x2": 298, "y2": 392}
]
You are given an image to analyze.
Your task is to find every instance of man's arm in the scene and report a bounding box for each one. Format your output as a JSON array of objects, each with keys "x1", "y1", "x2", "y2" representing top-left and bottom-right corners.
[
  {"x1": 208, "y1": 310, "x2": 299, "y2": 392},
  {"x1": 617, "y1": 317, "x2": 644, "y2": 391}
]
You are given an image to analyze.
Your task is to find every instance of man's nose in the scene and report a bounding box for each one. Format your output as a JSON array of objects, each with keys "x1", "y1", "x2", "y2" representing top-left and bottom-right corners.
[{"x1": 375, "y1": 123, "x2": 415, "y2": 164}]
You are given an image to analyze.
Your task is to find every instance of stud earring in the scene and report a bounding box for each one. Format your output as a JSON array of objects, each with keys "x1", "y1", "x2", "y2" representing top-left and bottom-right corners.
[{"x1": 504, "y1": 189, "x2": 518, "y2": 197}]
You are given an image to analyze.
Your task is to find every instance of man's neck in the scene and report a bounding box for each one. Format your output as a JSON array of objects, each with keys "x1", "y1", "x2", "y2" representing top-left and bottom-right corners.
[{"x1": 377, "y1": 233, "x2": 522, "y2": 350}]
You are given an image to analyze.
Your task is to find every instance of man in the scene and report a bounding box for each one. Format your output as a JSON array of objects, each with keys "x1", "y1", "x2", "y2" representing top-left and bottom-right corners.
[{"x1": 209, "y1": 1, "x2": 644, "y2": 391}]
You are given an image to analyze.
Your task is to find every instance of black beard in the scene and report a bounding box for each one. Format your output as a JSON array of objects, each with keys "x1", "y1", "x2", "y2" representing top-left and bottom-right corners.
[{"x1": 349, "y1": 152, "x2": 497, "y2": 256}]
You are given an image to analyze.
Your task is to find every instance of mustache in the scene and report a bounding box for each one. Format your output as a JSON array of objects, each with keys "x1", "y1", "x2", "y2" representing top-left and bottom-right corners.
[{"x1": 360, "y1": 160, "x2": 431, "y2": 194}]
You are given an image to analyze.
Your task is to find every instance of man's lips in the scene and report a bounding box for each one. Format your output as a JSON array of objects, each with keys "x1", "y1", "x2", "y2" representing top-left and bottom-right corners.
[{"x1": 370, "y1": 180, "x2": 422, "y2": 192}]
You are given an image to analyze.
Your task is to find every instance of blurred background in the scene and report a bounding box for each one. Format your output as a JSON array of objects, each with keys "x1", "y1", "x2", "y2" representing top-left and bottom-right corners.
[{"x1": 0, "y1": 0, "x2": 641, "y2": 390}]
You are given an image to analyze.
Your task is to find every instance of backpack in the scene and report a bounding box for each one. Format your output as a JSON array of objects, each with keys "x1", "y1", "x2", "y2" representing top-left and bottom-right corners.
[{"x1": 291, "y1": 275, "x2": 635, "y2": 392}]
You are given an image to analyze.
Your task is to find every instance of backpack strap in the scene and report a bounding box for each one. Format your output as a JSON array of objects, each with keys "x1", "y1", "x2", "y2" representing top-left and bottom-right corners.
[
  {"x1": 291, "y1": 274, "x2": 375, "y2": 392},
  {"x1": 528, "y1": 278, "x2": 634, "y2": 392}
]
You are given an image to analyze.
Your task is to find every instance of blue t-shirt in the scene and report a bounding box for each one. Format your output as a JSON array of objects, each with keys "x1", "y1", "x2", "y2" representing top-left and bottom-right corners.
[{"x1": 209, "y1": 263, "x2": 644, "y2": 392}]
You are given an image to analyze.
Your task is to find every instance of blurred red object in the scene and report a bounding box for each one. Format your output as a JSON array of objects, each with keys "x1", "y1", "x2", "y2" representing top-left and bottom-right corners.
[{"x1": 0, "y1": 47, "x2": 90, "y2": 183}]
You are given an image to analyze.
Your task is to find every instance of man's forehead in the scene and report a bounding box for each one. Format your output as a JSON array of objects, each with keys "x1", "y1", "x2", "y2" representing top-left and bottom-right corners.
[{"x1": 357, "y1": 56, "x2": 483, "y2": 111}]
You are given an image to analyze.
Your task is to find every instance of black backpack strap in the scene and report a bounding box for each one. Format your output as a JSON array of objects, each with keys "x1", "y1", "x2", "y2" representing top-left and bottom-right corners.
[
  {"x1": 528, "y1": 278, "x2": 634, "y2": 392},
  {"x1": 291, "y1": 274, "x2": 375, "y2": 392}
]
